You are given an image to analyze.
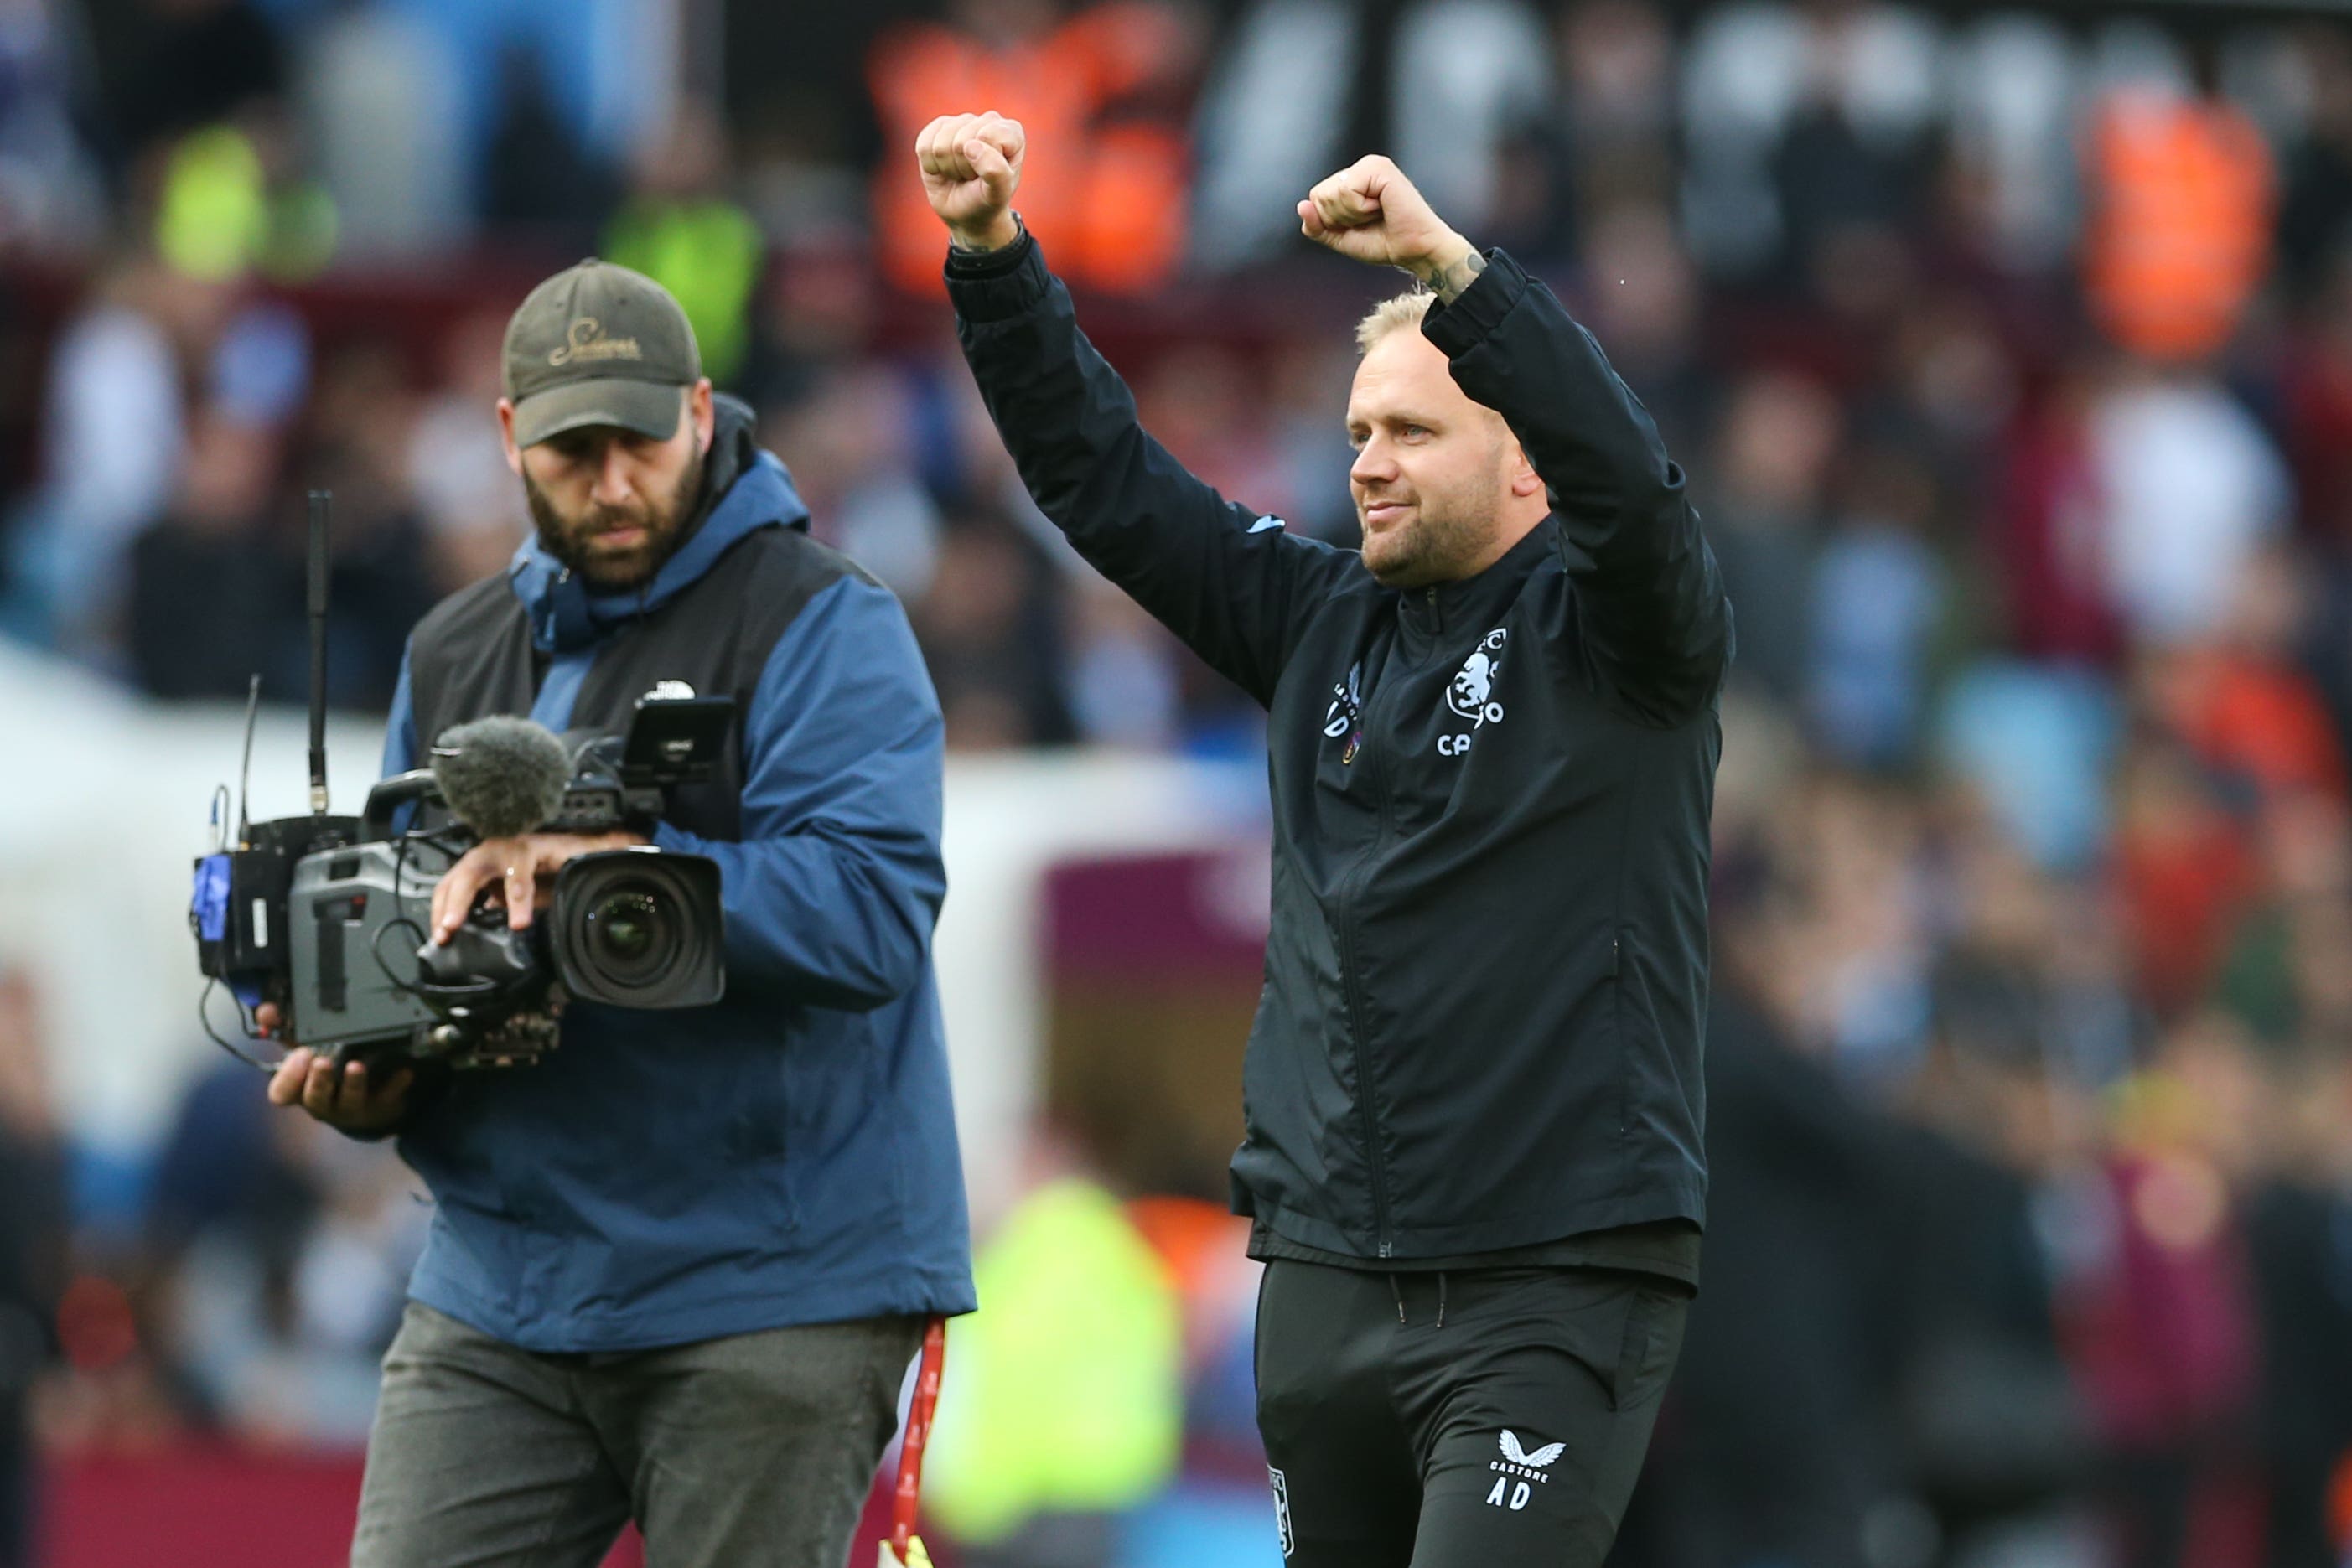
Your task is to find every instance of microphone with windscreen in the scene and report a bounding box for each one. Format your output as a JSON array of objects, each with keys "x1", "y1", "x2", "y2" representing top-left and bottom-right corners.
[{"x1": 429, "y1": 717, "x2": 572, "y2": 840}]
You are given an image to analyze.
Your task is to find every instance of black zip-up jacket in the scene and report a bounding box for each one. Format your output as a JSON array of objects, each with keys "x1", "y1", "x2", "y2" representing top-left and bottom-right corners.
[{"x1": 950, "y1": 236, "x2": 1732, "y2": 1261}]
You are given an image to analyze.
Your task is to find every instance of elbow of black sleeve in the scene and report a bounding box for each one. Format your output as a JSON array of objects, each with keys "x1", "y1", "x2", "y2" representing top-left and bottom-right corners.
[{"x1": 1675, "y1": 593, "x2": 1737, "y2": 717}]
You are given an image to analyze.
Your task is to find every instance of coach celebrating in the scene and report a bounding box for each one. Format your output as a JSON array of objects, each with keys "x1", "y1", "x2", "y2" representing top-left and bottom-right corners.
[
  {"x1": 921, "y1": 114, "x2": 1731, "y2": 1565},
  {"x1": 262, "y1": 259, "x2": 974, "y2": 1568}
]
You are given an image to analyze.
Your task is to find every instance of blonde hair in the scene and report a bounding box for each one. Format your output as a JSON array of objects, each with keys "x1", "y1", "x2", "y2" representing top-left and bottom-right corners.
[{"x1": 1355, "y1": 289, "x2": 1435, "y2": 354}]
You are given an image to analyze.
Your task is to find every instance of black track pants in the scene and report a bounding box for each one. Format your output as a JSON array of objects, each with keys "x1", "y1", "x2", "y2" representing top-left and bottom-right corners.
[{"x1": 1254, "y1": 1260, "x2": 1687, "y2": 1568}]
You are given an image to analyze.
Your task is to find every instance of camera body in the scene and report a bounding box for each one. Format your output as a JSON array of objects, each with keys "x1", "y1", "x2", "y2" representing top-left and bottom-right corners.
[{"x1": 194, "y1": 697, "x2": 733, "y2": 1072}]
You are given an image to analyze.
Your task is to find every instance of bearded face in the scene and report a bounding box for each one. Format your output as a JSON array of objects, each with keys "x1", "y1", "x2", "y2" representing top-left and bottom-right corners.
[
  {"x1": 1345, "y1": 329, "x2": 1521, "y2": 591},
  {"x1": 522, "y1": 435, "x2": 705, "y2": 592}
]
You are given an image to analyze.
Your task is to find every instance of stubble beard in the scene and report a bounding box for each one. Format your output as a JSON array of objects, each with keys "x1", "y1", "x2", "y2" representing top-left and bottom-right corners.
[{"x1": 1360, "y1": 464, "x2": 1504, "y2": 591}]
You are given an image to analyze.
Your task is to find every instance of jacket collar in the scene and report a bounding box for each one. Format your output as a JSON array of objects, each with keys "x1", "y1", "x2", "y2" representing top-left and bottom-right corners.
[
  {"x1": 508, "y1": 394, "x2": 811, "y2": 654},
  {"x1": 1397, "y1": 519, "x2": 1553, "y2": 639}
]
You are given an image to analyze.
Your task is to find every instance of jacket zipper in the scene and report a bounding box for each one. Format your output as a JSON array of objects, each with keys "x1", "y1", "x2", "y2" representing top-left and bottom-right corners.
[{"x1": 1334, "y1": 649, "x2": 1405, "y2": 1256}]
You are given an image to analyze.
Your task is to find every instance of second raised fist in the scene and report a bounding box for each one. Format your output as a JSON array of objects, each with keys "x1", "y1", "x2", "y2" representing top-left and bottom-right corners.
[{"x1": 916, "y1": 111, "x2": 1026, "y2": 254}]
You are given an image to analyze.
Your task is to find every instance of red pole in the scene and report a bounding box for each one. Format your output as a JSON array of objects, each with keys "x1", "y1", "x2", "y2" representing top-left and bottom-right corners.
[{"x1": 890, "y1": 1317, "x2": 948, "y2": 1561}]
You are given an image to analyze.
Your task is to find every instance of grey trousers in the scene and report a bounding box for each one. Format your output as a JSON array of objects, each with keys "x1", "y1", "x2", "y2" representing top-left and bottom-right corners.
[{"x1": 350, "y1": 1301, "x2": 923, "y2": 1568}]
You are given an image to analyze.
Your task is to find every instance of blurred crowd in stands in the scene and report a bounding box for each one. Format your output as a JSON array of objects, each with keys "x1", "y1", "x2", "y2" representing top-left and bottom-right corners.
[{"x1": 4, "y1": 0, "x2": 2352, "y2": 1565}]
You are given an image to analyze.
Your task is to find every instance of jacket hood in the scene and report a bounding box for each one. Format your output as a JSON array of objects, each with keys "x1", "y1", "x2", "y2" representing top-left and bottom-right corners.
[{"x1": 508, "y1": 393, "x2": 810, "y2": 652}]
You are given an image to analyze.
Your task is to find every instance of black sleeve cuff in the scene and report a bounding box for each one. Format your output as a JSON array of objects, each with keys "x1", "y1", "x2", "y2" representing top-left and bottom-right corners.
[
  {"x1": 1418, "y1": 248, "x2": 1529, "y2": 359},
  {"x1": 943, "y1": 227, "x2": 1051, "y2": 323}
]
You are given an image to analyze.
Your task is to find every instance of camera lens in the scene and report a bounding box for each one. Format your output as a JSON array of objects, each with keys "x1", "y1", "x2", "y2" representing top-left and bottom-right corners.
[
  {"x1": 550, "y1": 851, "x2": 725, "y2": 1009},
  {"x1": 598, "y1": 902, "x2": 652, "y2": 958},
  {"x1": 583, "y1": 886, "x2": 676, "y2": 984}
]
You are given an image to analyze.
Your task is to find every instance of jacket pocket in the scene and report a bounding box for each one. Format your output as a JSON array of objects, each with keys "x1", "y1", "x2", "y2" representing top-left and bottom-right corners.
[
  {"x1": 1610, "y1": 921, "x2": 1666, "y2": 1150},
  {"x1": 713, "y1": 1046, "x2": 800, "y2": 1229}
]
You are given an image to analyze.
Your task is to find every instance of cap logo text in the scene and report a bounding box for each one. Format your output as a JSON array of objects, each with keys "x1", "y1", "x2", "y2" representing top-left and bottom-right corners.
[{"x1": 549, "y1": 317, "x2": 643, "y2": 367}]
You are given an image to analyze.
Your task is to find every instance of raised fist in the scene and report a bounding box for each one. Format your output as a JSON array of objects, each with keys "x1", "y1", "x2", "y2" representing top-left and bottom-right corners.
[
  {"x1": 1298, "y1": 156, "x2": 1474, "y2": 280},
  {"x1": 916, "y1": 111, "x2": 1026, "y2": 253}
]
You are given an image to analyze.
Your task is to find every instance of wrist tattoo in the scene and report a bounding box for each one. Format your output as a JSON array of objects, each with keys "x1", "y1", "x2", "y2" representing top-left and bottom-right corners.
[
  {"x1": 951, "y1": 211, "x2": 1024, "y2": 255},
  {"x1": 1423, "y1": 249, "x2": 1487, "y2": 304}
]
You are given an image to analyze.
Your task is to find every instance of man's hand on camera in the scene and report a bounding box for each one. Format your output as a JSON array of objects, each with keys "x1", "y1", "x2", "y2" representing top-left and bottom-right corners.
[
  {"x1": 917, "y1": 110, "x2": 1025, "y2": 253},
  {"x1": 1298, "y1": 156, "x2": 1484, "y2": 299},
  {"x1": 428, "y1": 831, "x2": 650, "y2": 945},
  {"x1": 258, "y1": 1007, "x2": 417, "y2": 1134}
]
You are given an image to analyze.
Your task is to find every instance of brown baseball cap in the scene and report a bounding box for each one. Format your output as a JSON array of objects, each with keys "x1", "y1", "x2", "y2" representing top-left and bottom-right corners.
[{"x1": 502, "y1": 259, "x2": 702, "y2": 448}]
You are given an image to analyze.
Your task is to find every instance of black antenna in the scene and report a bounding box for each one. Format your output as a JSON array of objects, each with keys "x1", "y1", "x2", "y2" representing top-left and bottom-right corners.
[
  {"x1": 236, "y1": 673, "x2": 261, "y2": 841},
  {"x1": 307, "y1": 490, "x2": 331, "y2": 815}
]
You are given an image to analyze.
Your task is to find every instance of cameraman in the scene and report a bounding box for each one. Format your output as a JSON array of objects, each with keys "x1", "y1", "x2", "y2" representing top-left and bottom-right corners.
[
  {"x1": 920, "y1": 116, "x2": 1729, "y2": 1566},
  {"x1": 262, "y1": 260, "x2": 975, "y2": 1568}
]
